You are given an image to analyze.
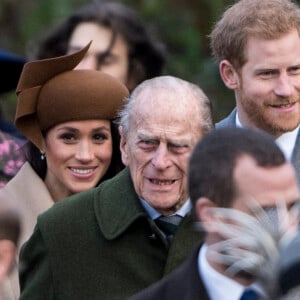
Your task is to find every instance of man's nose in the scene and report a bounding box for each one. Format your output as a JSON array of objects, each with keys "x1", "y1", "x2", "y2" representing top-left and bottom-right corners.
[
  {"x1": 151, "y1": 145, "x2": 172, "y2": 170},
  {"x1": 274, "y1": 73, "x2": 294, "y2": 98}
]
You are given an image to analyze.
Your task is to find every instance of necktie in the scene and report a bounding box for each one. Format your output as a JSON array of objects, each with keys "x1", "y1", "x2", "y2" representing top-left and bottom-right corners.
[
  {"x1": 240, "y1": 289, "x2": 260, "y2": 300},
  {"x1": 154, "y1": 214, "x2": 183, "y2": 236}
]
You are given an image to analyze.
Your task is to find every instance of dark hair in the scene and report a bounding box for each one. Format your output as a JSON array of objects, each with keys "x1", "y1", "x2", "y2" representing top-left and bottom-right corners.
[
  {"x1": 31, "y1": 1, "x2": 166, "y2": 91},
  {"x1": 23, "y1": 120, "x2": 123, "y2": 184},
  {"x1": 188, "y1": 127, "x2": 286, "y2": 208}
]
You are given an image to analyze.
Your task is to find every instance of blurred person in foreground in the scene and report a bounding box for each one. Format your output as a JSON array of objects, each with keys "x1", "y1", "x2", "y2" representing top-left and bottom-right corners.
[
  {"x1": 128, "y1": 127, "x2": 300, "y2": 300},
  {"x1": 279, "y1": 232, "x2": 300, "y2": 299},
  {"x1": 19, "y1": 75, "x2": 214, "y2": 299},
  {"x1": 211, "y1": 0, "x2": 300, "y2": 185},
  {"x1": 30, "y1": 0, "x2": 166, "y2": 92},
  {"x1": 0, "y1": 50, "x2": 27, "y2": 186},
  {"x1": 0, "y1": 198, "x2": 20, "y2": 298},
  {"x1": 1, "y1": 43, "x2": 128, "y2": 299}
]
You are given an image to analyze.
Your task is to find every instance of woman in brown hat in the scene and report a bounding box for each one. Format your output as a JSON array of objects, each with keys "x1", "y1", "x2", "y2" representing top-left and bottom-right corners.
[{"x1": 0, "y1": 43, "x2": 128, "y2": 300}]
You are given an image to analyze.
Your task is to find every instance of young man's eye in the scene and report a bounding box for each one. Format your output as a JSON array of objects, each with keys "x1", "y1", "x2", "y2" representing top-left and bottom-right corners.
[
  {"x1": 289, "y1": 66, "x2": 300, "y2": 75},
  {"x1": 258, "y1": 70, "x2": 276, "y2": 78},
  {"x1": 97, "y1": 54, "x2": 115, "y2": 66}
]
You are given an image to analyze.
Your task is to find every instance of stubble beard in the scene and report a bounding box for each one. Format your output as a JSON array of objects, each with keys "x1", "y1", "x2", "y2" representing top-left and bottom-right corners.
[{"x1": 238, "y1": 90, "x2": 300, "y2": 137}]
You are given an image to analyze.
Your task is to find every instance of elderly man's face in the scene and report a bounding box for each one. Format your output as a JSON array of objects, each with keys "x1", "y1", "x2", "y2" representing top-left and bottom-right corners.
[{"x1": 120, "y1": 90, "x2": 203, "y2": 215}]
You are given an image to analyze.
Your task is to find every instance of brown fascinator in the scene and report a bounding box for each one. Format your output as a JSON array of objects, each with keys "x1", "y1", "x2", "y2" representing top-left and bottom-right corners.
[{"x1": 15, "y1": 42, "x2": 129, "y2": 149}]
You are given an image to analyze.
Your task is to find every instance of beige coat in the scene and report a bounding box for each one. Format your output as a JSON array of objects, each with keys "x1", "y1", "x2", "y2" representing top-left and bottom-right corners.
[{"x1": 0, "y1": 162, "x2": 53, "y2": 300}]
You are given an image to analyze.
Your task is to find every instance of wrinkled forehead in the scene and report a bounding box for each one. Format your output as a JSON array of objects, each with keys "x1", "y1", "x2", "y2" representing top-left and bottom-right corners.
[
  {"x1": 128, "y1": 92, "x2": 201, "y2": 144},
  {"x1": 133, "y1": 85, "x2": 200, "y2": 117}
]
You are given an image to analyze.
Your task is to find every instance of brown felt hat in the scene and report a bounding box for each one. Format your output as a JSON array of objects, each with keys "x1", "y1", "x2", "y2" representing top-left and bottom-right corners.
[{"x1": 15, "y1": 42, "x2": 129, "y2": 149}]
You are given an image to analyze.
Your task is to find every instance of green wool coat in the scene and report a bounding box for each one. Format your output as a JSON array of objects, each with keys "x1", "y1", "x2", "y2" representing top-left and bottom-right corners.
[{"x1": 20, "y1": 168, "x2": 202, "y2": 300}]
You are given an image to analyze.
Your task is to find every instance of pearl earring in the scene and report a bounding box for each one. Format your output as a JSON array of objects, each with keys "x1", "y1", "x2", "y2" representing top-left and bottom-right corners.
[{"x1": 40, "y1": 151, "x2": 46, "y2": 160}]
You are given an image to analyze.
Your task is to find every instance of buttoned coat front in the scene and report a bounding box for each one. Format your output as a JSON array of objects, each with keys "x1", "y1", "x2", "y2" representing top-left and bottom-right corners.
[{"x1": 20, "y1": 168, "x2": 202, "y2": 300}]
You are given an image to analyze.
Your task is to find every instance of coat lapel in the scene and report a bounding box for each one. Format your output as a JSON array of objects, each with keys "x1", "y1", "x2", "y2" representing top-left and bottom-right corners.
[
  {"x1": 216, "y1": 108, "x2": 237, "y2": 128},
  {"x1": 292, "y1": 129, "x2": 300, "y2": 185},
  {"x1": 94, "y1": 168, "x2": 148, "y2": 240}
]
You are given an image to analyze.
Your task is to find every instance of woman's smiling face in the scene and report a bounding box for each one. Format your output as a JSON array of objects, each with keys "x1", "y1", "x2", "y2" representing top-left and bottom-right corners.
[{"x1": 43, "y1": 119, "x2": 113, "y2": 201}]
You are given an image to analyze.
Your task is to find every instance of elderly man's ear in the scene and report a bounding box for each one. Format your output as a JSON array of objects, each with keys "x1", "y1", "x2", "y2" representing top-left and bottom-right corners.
[
  {"x1": 0, "y1": 240, "x2": 16, "y2": 284},
  {"x1": 119, "y1": 126, "x2": 129, "y2": 166}
]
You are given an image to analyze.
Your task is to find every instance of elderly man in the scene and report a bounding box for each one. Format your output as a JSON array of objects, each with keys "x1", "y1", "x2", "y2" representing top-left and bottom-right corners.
[
  {"x1": 128, "y1": 127, "x2": 300, "y2": 300},
  {"x1": 19, "y1": 75, "x2": 214, "y2": 299}
]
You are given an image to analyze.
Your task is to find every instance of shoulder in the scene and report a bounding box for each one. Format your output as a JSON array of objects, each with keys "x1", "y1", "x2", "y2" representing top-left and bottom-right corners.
[
  {"x1": 128, "y1": 246, "x2": 203, "y2": 300},
  {"x1": 38, "y1": 187, "x2": 97, "y2": 224},
  {"x1": 37, "y1": 168, "x2": 133, "y2": 227},
  {"x1": 215, "y1": 108, "x2": 237, "y2": 128}
]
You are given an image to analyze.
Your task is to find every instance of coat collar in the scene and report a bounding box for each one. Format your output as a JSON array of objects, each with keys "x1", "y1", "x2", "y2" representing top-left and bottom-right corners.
[
  {"x1": 215, "y1": 108, "x2": 237, "y2": 128},
  {"x1": 94, "y1": 168, "x2": 149, "y2": 240}
]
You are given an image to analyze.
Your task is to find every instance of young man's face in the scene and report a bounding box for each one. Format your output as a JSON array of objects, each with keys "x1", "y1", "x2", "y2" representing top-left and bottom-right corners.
[
  {"x1": 235, "y1": 29, "x2": 300, "y2": 137},
  {"x1": 232, "y1": 155, "x2": 300, "y2": 213},
  {"x1": 201, "y1": 154, "x2": 300, "y2": 283},
  {"x1": 68, "y1": 22, "x2": 129, "y2": 87}
]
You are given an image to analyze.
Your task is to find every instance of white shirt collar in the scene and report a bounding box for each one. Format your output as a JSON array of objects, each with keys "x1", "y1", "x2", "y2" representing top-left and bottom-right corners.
[
  {"x1": 139, "y1": 197, "x2": 191, "y2": 220},
  {"x1": 236, "y1": 113, "x2": 299, "y2": 161},
  {"x1": 198, "y1": 244, "x2": 266, "y2": 300},
  {"x1": 276, "y1": 127, "x2": 299, "y2": 161}
]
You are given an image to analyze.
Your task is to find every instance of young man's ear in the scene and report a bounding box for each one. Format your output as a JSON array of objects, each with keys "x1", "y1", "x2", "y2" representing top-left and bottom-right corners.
[
  {"x1": 0, "y1": 240, "x2": 16, "y2": 284},
  {"x1": 195, "y1": 197, "x2": 218, "y2": 233},
  {"x1": 119, "y1": 126, "x2": 129, "y2": 166},
  {"x1": 219, "y1": 60, "x2": 240, "y2": 89}
]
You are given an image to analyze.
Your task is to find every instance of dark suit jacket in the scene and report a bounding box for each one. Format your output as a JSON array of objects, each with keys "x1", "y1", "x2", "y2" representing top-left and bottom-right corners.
[
  {"x1": 127, "y1": 245, "x2": 210, "y2": 300},
  {"x1": 19, "y1": 168, "x2": 202, "y2": 300},
  {"x1": 216, "y1": 108, "x2": 300, "y2": 186}
]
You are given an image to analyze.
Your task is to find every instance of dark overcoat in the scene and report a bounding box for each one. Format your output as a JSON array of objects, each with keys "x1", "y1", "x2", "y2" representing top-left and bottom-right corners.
[
  {"x1": 19, "y1": 168, "x2": 202, "y2": 300},
  {"x1": 127, "y1": 246, "x2": 210, "y2": 300}
]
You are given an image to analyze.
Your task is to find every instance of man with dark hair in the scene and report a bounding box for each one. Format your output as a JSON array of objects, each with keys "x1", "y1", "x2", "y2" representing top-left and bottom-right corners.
[
  {"x1": 31, "y1": 1, "x2": 166, "y2": 92},
  {"x1": 128, "y1": 127, "x2": 300, "y2": 300}
]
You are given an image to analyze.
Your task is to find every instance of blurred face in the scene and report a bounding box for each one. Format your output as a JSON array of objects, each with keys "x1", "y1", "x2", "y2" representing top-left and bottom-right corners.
[
  {"x1": 236, "y1": 29, "x2": 300, "y2": 137},
  {"x1": 200, "y1": 155, "x2": 300, "y2": 241},
  {"x1": 43, "y1": 120, "x2": 112, "y2": 201},
  {"x1": 120, "y1": 95, "x2": 203, "y2": 215},
  {"x1": 0, "y1": 240, "x2": 16, "y2": 285},
  {"x1": 68, "y1": 22, "x2": 129, "y2": 85},
  {"x1": 201, "y1": 155, "x2": 300, "y2": 284},
  {"x1": 232, "y1": 155, "x2": 300, "y2": 213}
]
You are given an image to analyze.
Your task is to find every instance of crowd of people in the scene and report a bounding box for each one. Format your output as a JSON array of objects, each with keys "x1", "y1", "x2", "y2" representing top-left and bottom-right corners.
[{"x1": 1, "y1": 0, "x2": 300, "y2": 299}]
